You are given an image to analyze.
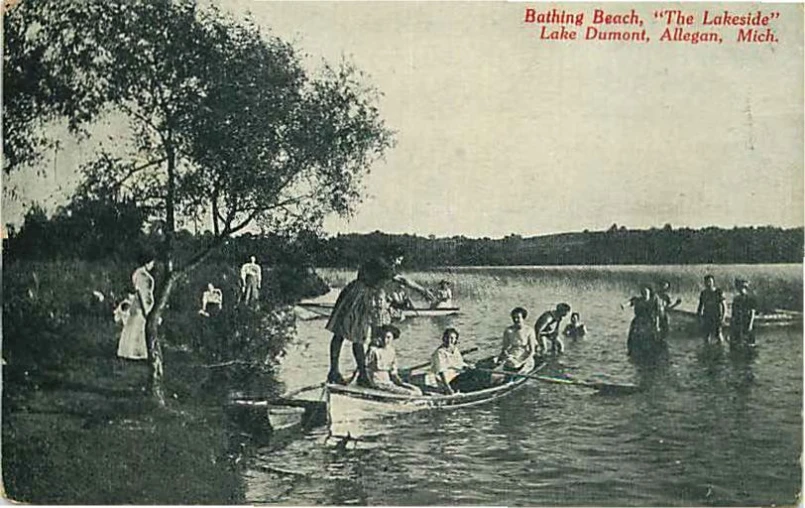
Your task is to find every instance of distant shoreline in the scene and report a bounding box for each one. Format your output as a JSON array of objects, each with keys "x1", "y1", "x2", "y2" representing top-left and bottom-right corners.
[{"x1": 310, "y1": 226, "x2": 803, "y2": 268}]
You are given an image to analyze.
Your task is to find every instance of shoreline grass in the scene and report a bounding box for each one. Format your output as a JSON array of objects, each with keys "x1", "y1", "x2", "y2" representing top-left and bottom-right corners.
[{"x1": 1, "y1": 258, "x2": 311, "y2": 504}]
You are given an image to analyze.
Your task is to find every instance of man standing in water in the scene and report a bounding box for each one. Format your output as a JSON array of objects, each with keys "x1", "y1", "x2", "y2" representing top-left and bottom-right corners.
[
  {"x1": 730, "y1": 279, "x2": 757, "y2": 348},
  {"x1": 655, "y1": 281, "x2": 682, "y2": 340},
  {"x1": 697, "y1": 275, "x2": 726, "y2": 344},
  {"x1": 534, "y1": 303, "x2": 571, "y2": 354},
  {"x1": 240, "y1": 256, "x2": 262, "y2": 305}
]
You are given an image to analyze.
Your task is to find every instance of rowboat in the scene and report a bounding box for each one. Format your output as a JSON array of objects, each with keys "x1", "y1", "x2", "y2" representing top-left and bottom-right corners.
[
  {"x1": 668, "y1": 307, "x2": 802, "y2": 329},
  {"x1": 295, "y1": 301, "x2": 460, "y2": 320},
  {"x1": 326, "y1": 357, "x2": 545, "y2": 424}
]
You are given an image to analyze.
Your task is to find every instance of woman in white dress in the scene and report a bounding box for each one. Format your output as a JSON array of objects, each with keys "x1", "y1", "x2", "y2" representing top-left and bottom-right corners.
[{"x1": 117, "y1": 254, "x2": 156, "y2": 360}]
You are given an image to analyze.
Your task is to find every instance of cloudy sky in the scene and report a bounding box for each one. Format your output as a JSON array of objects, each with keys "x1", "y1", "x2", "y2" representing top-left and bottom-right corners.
[{"x1": 5, "y1": 2, "x2": 803, "y2": 238}]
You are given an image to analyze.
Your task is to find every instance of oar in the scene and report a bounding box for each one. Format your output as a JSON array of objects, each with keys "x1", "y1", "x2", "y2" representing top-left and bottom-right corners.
[
  {"x1": 470, "y1": 367, "x2": 641, "y2": 395},
  {"x1": 400, "y1": 346, "x2": 480, "y2": 375}
]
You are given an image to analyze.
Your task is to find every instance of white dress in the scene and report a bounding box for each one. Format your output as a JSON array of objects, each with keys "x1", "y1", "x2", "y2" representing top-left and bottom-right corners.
[{"x1": 117, "y1": 266, "x2": 153, "y2": 360}]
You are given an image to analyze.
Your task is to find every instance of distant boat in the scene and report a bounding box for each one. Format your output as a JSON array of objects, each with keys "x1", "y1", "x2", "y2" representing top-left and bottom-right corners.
[{"x1": 668, "y1": 307, "x2": 802, "y2": 329}]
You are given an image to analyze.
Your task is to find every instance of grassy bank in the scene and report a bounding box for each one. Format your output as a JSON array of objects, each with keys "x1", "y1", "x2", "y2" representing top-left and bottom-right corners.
[{"x1": 2, "y1": 259, "x2": 312, "y2": 504}]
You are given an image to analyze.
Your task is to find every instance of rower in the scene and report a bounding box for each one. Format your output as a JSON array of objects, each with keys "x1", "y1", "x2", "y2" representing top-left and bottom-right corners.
[
  {"x1": 428, "y1": 327, "x2": 474, "y2": 395},
  {"x1": 430, "y1": 280, "x2": 454, "y2": 309}
]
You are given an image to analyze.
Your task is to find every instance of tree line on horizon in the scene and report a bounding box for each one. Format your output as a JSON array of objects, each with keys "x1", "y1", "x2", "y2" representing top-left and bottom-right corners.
[
  {"x1": 5, "y1": 205, "x2": 802, "y2": 267},
  {"x1": 308, "y1": 226, "x2": 805, "y2": 266}
]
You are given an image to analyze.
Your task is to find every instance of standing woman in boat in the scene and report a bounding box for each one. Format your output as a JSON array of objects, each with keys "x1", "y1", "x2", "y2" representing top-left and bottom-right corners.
[
  {"x1": 325, "y1": 247, "x2": 435, "y2": 386},
  {"x1": 622, "y1": 287, "x2": 661, "y2": 357}
]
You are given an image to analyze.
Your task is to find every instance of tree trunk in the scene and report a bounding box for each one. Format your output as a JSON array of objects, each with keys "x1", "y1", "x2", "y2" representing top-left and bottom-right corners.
[
  {"x1": 148, "y1": 134, "x2": 177, "y2": 406},
  {"x1": 145, "y1": 271, "x2": 178, "y2": 406}
]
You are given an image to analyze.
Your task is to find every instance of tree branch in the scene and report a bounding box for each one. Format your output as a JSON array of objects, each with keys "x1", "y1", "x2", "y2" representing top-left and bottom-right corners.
[{"x1": 110, "y1": 156, "x2": 168, "y2": 190}]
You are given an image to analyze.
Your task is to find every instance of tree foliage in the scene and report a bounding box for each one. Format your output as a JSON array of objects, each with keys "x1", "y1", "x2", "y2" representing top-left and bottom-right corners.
[
  {"x1": 5, "y1": 197, "x2": 148, "y2": 263},
  {"x1": 4, "y1": 0, "x2": 393, "y2": 404}
]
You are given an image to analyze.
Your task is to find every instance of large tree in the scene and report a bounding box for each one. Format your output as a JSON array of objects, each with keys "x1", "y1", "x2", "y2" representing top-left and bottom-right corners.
[{"x1": 4, "y1": 0, "x2": 393, "y2": 404}]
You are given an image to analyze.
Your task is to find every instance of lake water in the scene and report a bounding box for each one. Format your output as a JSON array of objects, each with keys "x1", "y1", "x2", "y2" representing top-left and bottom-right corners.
[{"x1": 244, "y1": 265, "x2": 802, "y2": 505}]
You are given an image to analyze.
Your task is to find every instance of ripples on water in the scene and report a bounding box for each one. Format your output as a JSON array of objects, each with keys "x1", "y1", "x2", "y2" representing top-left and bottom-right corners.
[{"x1": 247, "y1": 265, "x2": 802, "y2": 506}]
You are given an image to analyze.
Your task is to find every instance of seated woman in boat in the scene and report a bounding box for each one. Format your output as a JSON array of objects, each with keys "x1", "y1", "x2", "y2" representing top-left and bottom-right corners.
[
  {"x1": 388, "y1": 286, "x2": 415, "y2": 320},
  {"x1": 622, "y1": 287, "x2": 661, "y2": 357},
  {"x1": 429, "y1": 280, "x2": 454, "y2": 309},
  {"x1": 366, "y1": 325, "x2": 423, "y2": 395},
  {"x1": 563, "y1": 312, "x2": 587, "y2": 339},
  {"x1": 428, "y1": 327, "x2": 475, "y2": 395},
  {"x1": 492, "y1": 307, "x2": 537, "y2": 371}
]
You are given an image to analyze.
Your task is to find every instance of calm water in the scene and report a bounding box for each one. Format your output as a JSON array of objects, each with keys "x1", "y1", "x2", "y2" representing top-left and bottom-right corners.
[{"x1": 245, "y1": 265, "x2": 802, "y2": 506}]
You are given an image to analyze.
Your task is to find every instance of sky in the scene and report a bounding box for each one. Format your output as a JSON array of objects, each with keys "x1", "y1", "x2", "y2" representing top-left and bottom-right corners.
[{"x1": 4, "y1": 2, "x2": 803, "y2": 239}]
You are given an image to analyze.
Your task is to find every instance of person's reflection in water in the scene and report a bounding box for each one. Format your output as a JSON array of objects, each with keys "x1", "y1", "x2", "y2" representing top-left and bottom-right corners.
[
  {"x1": 696, "y1": 342, "x2": 728, "y2": 379},
  {"x1": 324, "y1": 457, "x2": 371, "y2": 505},
  {"x1": 727, "y1": 342, "x2": 757, "y2": 392},
  {"x1": 631, "y1": 347, "x2": 670, "y2": 390}
]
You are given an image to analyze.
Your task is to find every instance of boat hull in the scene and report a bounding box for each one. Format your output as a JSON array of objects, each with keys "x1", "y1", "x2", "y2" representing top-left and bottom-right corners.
[{"x1": 326, "y1": 361, "x2": 544, "y2": 424}]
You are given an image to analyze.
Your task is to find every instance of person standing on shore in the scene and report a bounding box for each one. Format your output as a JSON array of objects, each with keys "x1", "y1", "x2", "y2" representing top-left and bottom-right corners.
[
  {"x1": 697, "y1": 275, "x2": 726, "y2": 345},
  {"x1": 199, "y1": 283, "x2": 223, "y2": 317},
  {"x1": 325, "y1": 247, "x2": 435, "y2": 386},
  {"x1": 240, "y1": 256, "x2": 261, "y2": 305},
  {"x1": 117, "y1": 252, "x2": 155, "y2": 360}
]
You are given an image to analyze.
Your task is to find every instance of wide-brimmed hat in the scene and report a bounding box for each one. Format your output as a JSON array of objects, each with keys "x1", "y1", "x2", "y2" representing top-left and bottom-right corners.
[{"x1": 375, "y1": 324, "x2": 401, "y2": 339}]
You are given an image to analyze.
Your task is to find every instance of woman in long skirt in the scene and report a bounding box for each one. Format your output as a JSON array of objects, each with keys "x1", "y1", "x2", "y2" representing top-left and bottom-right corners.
[
  {"x1": 622, "y1": 287, "x2": 661, "y2": 357},
  {"x1": 326, "y1": 248, "x2": 434, "y2": 386},
  {"x1": 117, "y1": 253, "x2": 156, "y2": 360}
]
